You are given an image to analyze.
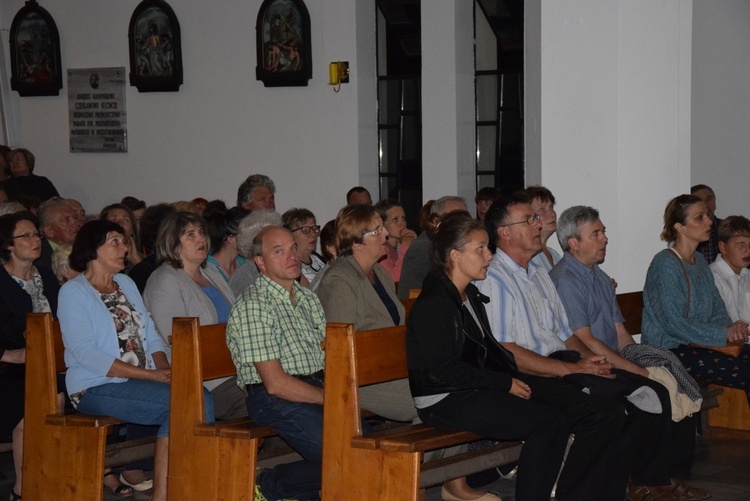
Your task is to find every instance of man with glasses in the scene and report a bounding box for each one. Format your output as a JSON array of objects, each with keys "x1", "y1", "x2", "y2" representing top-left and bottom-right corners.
[
  {"x1": 35, "y1": 197, "x2": 82, "y2": 274},
  {"x1": 476, "y1": 192, "x2": 629, "y2": 500}
]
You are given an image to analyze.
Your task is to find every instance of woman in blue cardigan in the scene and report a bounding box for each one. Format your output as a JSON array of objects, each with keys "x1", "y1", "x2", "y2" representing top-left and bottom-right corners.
[
  {"x1": 59, "y1": 220, "x2": 215, "y2": 501},
  {"x1": 643, "y1": 194, "x2": 750, "y2": 401}
]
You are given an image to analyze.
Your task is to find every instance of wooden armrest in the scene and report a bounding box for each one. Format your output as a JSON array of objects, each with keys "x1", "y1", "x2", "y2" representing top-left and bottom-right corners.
[
  {"x1": 194, "y1": 420, "x2": 276, "y2": 440},
  {"x1": 46, "y1": 412, "x2": 123, "y2": 428},
  {"x1": 351, "y1": 423, "x2": 484, "y2": 453},
  {"x1": 378, "y1": 427, "x2": 484, "y2": 453}
]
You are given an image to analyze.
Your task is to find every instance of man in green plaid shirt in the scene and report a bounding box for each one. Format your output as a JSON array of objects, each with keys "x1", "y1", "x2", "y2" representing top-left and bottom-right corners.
[{"x1": 227, "y1": 225, "x2": 326, "y2": 501}]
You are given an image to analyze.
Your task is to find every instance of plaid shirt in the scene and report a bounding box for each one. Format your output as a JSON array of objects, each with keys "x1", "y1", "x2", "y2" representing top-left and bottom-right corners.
[{"x1": 226, "y1": 274, "x2": 326, "y2": 386}]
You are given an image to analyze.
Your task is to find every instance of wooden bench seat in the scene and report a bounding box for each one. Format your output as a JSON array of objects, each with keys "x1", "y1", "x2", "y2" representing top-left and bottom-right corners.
[
  {"x1": 321, "y1": 322, "x2": 522, "y2": 500},
  {"x1": 168, "y1": 317, "x2": 278, "y2": 500},
  {"x1": 22, "y1": 312, "x2": 155, "y2": 500}
]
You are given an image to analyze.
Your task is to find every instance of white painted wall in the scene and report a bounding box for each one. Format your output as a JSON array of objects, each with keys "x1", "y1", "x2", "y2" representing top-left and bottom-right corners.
[
  {"x1": 692, "y1": 0, "x2": 750, "y2": 218},
  {"x1": 421, "y1": 1, "x2": 475, "y2": 203},
  {"x1": 526, "y1": 0, "x2": 693, "y2": 292},
  {"x1": 0, "y1": 0, "x2": 376, "y2": 225}
]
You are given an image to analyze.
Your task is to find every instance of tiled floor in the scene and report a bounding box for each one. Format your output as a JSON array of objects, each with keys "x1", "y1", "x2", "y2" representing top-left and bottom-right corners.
[{"x1": 2, "y1": 433, "x2": 750, "y2": 500}]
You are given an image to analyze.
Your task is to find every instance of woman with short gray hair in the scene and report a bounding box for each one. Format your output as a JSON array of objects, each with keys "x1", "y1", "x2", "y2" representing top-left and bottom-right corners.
[{"x1": 229, "y1": 210, "x2": 283, "y2": 297}]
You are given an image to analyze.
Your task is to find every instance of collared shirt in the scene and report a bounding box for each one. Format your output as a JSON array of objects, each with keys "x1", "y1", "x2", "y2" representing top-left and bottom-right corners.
[
  {"x1": 530, "y1": 246, "x2": 561, "y2": 273},
  {"x1": 549, "y1": 252, "x2": 623, "y2": 351},
  {"x1": 710, "y1": 254, "x2": 750, "y2": 323},
  {"x1": 475, "y1": 248, "x2": 571, "y2": 355},
  {"x1": 226, "y1": 274, "x2": 326, "y2": 386}
]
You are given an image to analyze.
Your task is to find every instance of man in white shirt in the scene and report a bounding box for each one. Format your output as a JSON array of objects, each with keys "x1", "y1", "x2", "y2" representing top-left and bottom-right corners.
[{"x1": 710, "y1": 215, "x2": 750, "y2": 323}]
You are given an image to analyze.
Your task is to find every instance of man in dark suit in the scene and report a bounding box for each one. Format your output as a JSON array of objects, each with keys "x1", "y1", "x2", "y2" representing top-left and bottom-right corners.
[{"x1": 35, "y1": 197, "x2": 81, "y2": 273}]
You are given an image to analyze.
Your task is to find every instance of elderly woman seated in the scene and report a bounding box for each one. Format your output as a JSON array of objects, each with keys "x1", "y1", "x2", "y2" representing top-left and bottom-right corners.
[
  {"x1": 228, "y1": 210, "x2": 283, "y2": 297},
  {"x1": 59, "y1": 220, "x2": 214, "y2": 501},
  {"x1": 100, "y1": 203, "x2": 144, "y2": 270},
  {"x1": 282, "y1": 208, "x2": 325, "y2": 285},
  {"x1": 373, "y1": 199, "x2": 417, "y2": 283}
]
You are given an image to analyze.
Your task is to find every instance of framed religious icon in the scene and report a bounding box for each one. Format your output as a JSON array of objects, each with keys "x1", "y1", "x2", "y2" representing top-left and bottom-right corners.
[
  {"x1": 9, "y1": 0, "x2": 63, "y2": 97},
  {"x1": 128, "y1": 0, "x2": 183, "y2": 92},
  {"x1": 256, "y1": 0, "x2": 312, "y2": 87}
]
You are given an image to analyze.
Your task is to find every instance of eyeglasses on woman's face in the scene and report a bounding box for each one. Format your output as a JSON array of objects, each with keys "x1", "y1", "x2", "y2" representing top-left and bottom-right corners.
[
  {"x1": 362, "y1": 225, "x2": 386, "y2": 238},
  {"x1": 11, "y1": 231, "x2": 43, "y2": 240},
  {"x1": 292, "y1": 225, "x2": 321, "y2": 235}
]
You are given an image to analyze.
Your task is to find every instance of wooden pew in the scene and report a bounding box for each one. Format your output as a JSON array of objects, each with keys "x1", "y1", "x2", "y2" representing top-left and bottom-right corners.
[
  {"x1": 23, "y1": 312, "x2": 154, "y2": 500},
  {"x1": 168, "y1": 317, "x2": 278, "y2": 500},
  {"x1": 321, "y1": 322, "x2": 522, "y2": 500}
]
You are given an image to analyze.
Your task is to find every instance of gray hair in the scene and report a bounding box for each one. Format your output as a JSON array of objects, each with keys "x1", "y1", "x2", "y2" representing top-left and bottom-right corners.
[
  {"x1": 38, "y1": 197, "x2": 72, "y2": 230},
  {"x1": 237, "y1": 174, "x2": 276, "y2": 206},
  {"x1": 431, "y1": 196, "x2": 466, "y2": 215},
  {"x1": 51, "y1": 243, "x2": 75, "y2": 284},
  {"x1": 252, "y1": 225, "x2": 291, "y2": 257},
  {"x1": 0, "y1": 201, "x2": 25, "y2": 217},
  {"x1": 236, "y1": 210, "x2": 282, "y2": 258},
  {"x1": 556, "y1": 205, "x2": 600, "y2": 251}
]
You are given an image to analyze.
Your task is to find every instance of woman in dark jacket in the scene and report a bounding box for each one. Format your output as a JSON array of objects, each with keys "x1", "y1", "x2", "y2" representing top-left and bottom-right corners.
[
  {"x1": 406, "y1": 212, "x2": 569, "y2": 501},
  {"x1": 0, "y1": 211, "x2": 60, "y2": 500}
]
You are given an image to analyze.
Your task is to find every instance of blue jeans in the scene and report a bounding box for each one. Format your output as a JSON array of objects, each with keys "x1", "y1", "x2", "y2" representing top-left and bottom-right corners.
[
  {"x1": 77, "y1": 379, "x2": 215, "y2": 438},
  {"x1": 246, "y1": 379, "x2": 324, "y2": 501}
]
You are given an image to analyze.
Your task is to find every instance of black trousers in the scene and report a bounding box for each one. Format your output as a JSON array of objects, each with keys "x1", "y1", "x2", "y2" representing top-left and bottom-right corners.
[
  {"x1": 520, "y1": 375, "x2": 629, "y2": 501},
  {"x1": 612, "y1": 370, "x2": 696, "y2": 486},
  {"x1": 417, "y1": 386, "x2": 569, "y2": 501}
]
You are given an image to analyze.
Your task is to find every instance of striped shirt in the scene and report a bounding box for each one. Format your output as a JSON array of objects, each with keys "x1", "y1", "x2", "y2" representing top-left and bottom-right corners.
[
  {"x1": 475, "y1": 248, "x2": 572, "y2": 356},
  {"x1": 226, "y1": 274, "x2": 326, "y2": 386}
]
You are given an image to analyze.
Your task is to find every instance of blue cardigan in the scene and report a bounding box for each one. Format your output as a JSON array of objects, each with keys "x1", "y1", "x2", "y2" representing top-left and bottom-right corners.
[
  {"x1": 642, "y1": 249, "x2": 730, "y2": 349},
  {"x1": 59, "y1": 273, "x2": 166, "y2": 395}
]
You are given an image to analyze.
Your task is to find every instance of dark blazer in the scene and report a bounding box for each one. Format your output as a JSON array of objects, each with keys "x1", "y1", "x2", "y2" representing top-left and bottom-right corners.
[
  {"x1": 406, "y1": 267, "x2": 517, "y2": 397},
  {"x1": 0, "y1": 265, "x2": 59, "y2": 373}
]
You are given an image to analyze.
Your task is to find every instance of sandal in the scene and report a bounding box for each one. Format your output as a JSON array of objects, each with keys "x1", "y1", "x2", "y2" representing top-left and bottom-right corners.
[
  {"x1": 9, "y1": 489, "x2": 21, "y2": 501},
  {"x1": 627, "y1": 483, "x2": 679, "y2": 501},
  {"x1": 103, "y1": 471, "x2": 133, "y2": 498},
  {"x1": 669, "y1": 479, "x2": 711, "y2": 501}
]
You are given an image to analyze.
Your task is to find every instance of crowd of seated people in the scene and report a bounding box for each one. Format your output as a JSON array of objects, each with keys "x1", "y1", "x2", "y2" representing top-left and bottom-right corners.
[{"x1": 5, "y1": 169, "x2": 750, "y2": 501}]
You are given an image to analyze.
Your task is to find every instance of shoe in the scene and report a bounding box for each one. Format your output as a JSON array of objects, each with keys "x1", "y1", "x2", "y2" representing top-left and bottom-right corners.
[
  {"x1": 440, "y1": 486, "x2": 502, "y2": 501},
  {"x1": 496, "y1": 463, "x2": 518, "y2": 480},
  {"x1": 669, "y1": 479, "x2": 711, "y2": 501},
  {"x1": 254, "y1": 483, "x2": 269, "y2": 501},
  {"x1": 627, "y1": 482, "x2": 679, "y2": 501},
  {"x1": 119, "y1": 472, "x2": 153, "y2": 491},
  {"x1": 103, "y1": 471, "x2": 133, "y2": 498},
  {"x1": 9, "y1": 489, "x2": 21, "y2": 501}
]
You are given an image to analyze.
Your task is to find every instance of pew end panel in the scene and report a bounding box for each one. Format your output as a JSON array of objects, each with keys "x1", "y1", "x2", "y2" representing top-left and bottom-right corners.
[
  {"x1": 168, "y1": 317, "x2": 268, "y2": 501},
  {"x1": 22, "y1": 312, "x2": 110, "y2": 500}
]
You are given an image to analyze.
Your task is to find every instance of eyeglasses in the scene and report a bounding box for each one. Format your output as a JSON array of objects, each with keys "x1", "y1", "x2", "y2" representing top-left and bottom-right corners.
[
  {"x1": 12, "y1": 232, "x2": 43, "y2": 240},
  {"x1": 362, "y1": 225, "x2": 385, "y2": 238},
  {"x1": 501, "y1": 214, "x2": 541, "y2": 227},
  {"x1": 292, "y1": 225, "x2": 321, "y2": 235}
]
